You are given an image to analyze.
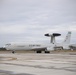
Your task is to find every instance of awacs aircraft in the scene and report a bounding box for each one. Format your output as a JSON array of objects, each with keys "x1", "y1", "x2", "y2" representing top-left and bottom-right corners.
[{"x1": 4, "y1": 31, "x2": 71, "y2": 53}]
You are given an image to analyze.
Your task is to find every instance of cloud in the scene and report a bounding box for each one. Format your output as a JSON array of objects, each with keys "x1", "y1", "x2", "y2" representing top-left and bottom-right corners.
[
  {"x1": 0, "y1": 0, "x2": 76, "y2": 46},
  {"x1": 0, "y1": 24, "x2": 27, "y2": 34}
]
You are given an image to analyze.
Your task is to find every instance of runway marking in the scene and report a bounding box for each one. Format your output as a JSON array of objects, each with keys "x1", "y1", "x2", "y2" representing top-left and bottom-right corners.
[
  {"x1": 0, "y1": 70, "x2": 34, "y2": 75},
  {"x1": 0, "y1": 57, "x2": 17, "y2": 61},
  {"x1": 2, "y1": 63, "x2": 76, "y2": 72}
]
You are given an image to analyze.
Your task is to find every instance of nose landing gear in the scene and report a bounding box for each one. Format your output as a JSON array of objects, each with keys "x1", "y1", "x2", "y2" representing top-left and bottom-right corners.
[{"x1": 12, "y1": 51, "x2": 15, "y2": 54}]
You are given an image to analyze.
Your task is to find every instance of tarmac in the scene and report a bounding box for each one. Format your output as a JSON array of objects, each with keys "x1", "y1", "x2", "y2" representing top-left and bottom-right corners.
[{"x1": 0, "y1": 51, "x2": 76, "y2": 75}]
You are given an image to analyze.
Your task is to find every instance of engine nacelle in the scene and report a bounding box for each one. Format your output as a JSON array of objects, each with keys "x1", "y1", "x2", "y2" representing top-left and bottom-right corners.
[
  {"x1": 47, "y1": 47, "x2": 54, "y2": 51},
  {"x1": 63, "y1": 45, "x2": 70, "y2": 50}
]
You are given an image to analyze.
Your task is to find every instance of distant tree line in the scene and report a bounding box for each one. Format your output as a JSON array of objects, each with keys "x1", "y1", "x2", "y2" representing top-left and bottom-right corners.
[{"x1": 0, "y1": 47, "x2": 6, "y2": 51}]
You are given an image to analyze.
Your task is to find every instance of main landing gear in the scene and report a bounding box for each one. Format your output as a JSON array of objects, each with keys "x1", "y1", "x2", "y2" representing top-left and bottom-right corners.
[
  {"x1": 44, "y1": 51, "x2": 50, "y2": 53},
  {"x1": 12, "y1": 51, "x2": 15, "y2": 54},
  {"x1": 36, "y1": 50, "x2": 42, "y2": 53},
  {"x1": 36, "y1": 50, "x2": 50, "y2": 53}
]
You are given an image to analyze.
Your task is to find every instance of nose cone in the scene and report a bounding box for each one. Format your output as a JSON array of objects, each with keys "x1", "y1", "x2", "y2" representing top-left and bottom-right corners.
[
  {"x1": 3, "y1": 46, "x2": 5, "y2": 48},
  {"x1": 4, "y1": 44, "x2": 9, "y2": 50}
]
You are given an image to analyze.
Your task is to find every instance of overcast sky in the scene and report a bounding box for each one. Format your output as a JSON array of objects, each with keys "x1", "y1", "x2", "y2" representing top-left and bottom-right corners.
[{"x1": 0, "y1": 0, "x2": 76, "y2": 47}]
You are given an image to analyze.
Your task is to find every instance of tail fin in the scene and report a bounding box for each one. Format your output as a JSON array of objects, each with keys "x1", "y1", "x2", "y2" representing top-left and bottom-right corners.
[{"x1": 63, "y1": 31, "x2": 71, "y2": 44}]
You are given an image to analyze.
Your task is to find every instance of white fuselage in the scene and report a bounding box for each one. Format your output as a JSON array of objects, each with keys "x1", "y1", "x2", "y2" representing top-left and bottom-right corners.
[
  {"x1": 5, "y1": 42, "x2": 70, "y2": 51},
  {"x1": 4, "y1": 31, "x2": 71, "y2": 51},
  {"x1": 5, "y1": 42, "x2": 49, "y2": 51}
]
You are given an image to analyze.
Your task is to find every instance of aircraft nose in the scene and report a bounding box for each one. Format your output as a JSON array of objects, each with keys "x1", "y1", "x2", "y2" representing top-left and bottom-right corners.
[{"x1": 3, "y1": 46, "x2": 5, "y2": 48}]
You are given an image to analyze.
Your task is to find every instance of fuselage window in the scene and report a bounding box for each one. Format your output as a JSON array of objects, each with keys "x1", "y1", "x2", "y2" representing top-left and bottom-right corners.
[
  {"x1": 6, "y1": 44, "x2": 11, "y2": 46},
  {"x1": 36, "y1": 45, "x2": 41, "y2": 47},
  {"x1": 29, "y1": 45, "x2": 41, "y2": 47},
  {"x1": 17, "y1": 45, "x2": 25, "y2": 47}
]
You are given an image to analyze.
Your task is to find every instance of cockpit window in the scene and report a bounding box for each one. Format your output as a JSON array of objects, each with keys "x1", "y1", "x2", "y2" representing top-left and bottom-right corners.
[{"x1": 6, "y1": 44, "x2": 11, "y2": 46}]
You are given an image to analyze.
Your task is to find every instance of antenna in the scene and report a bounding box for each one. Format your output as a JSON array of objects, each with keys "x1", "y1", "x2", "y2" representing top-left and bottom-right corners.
[{"x1": 44, "y1": 33, "x2": 61, "y2": 44}]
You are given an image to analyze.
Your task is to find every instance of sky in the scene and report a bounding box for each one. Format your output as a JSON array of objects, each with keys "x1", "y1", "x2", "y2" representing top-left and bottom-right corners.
[{"x1": 0, "y1": 0, "x2": 76, "y2": 47}]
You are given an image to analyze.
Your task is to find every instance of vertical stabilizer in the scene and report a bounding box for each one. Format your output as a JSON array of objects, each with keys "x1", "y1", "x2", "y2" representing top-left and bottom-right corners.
[{"x1": 63, "y1": 31, "x2": 71, "y2": 44}]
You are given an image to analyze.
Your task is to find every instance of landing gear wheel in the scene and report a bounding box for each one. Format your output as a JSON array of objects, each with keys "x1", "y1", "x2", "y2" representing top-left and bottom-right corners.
[
  {"x1": 12, "y1": 51, "x2": 15, "y2": 54},
  {"x1": 36, "y1": 50, "x2": 42, "y2": 53},
  {"x1": 45, "y1": 51, "x2": 50, "y2": 53}
]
